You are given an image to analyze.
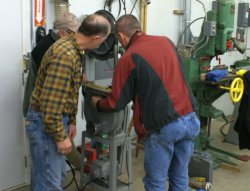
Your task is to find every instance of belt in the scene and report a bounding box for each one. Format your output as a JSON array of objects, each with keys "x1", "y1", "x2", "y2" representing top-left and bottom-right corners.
[
  {"x1": 31, "y1": 104, "x2": 40, "y2": 112},
  {"x1": 31, "y1": 104, "x2": 68, "y2": 116}
]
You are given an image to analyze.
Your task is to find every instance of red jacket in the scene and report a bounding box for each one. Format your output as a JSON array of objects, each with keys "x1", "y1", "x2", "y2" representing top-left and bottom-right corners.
[{"x1": 97, "y1": 32, "x2": 197, "y2": 134}]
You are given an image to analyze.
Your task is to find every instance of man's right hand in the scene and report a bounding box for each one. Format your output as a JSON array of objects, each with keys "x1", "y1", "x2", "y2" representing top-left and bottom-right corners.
[
  {"x1": 56, "y1": 137, "x2": 72, "y2": 155},
  {"x1": 91, "y1": 96, "x2": 102, "y2": 108}
]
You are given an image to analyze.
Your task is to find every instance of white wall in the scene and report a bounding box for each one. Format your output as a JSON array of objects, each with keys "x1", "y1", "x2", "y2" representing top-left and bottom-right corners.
[
  {"x1": 0, "y1": 0, "x2": 26, "y2": 189},
  {"x1": 69, "y1": 0, "x2": 140, "y2": 19},
  {"x1": 147, "y1": 0, "x2": 182, "y2": 42}
]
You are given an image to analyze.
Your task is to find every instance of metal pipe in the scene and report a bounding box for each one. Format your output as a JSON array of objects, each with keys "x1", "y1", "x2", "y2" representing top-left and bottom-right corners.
[
  {"x1": 140, "y1": 0, "x2": 148, "y2": 32},
  {"x1": 30, "y1": 0, "x2": 35, "y2": 48},
  {"x1": 183, "y1": 0, "x2": 192, "y2": 45},
  {"x1": 55, "y1": 0, "x2": 69, "y2": 18},
  {"x1": 113, "y1": 41, "x2": 119, "y2": 66},
  {"x1": 193, "y1": 36, "x2": 209, "y2": 58}
]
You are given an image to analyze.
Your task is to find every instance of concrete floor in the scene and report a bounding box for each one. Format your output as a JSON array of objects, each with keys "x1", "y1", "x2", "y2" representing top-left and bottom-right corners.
[{"x1": 12, "y1": 118, "x2": 250, "y2": 191}]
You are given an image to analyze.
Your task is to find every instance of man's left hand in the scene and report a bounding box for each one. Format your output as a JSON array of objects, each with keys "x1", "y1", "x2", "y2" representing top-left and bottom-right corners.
[{"x1": 68, "y1": 124, "x2": 76, "y2": 140}]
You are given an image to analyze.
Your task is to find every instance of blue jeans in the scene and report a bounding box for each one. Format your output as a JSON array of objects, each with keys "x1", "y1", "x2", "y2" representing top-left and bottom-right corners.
[
  {"x1": 143, "y1": 112, "x2": 200, "y2": 191},
  {"x1": 25, "y1": 107, "x2": 68, "y2": 191}
]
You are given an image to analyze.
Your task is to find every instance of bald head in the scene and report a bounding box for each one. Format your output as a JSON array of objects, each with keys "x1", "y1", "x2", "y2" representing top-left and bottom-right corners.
[
  {"x1": 115, "y1": 15, "x2": 142, "y2": 38},
  {"x1": 78, "y1": 14, "x2": 111, "y2": 38}
]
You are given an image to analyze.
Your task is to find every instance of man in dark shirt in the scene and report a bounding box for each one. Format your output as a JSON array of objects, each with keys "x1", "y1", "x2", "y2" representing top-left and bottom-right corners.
[
  {"x1": 23, "y1": 12, "x2": 80, "y2": 117},
  {"x1": 91, "y1": 14, "x2": 200, "y2": 191}
]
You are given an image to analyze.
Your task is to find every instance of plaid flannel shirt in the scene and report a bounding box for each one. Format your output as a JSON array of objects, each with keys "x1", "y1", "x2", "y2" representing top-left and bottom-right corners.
[{"x1": 30, "y1": 34, "x2": 83, "y2": 142}]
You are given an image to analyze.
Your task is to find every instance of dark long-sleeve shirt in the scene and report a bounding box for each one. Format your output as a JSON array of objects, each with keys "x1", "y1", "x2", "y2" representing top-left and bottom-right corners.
[
  {"x1": 23, "y1": 30, "x2": 58, "y2": 117},
  {"x1": 234, "y1": 70, "x2": 250, "y2": 149}
]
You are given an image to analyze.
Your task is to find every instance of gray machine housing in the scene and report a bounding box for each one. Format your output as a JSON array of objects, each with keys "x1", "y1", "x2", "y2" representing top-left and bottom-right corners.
[
  {"x1": 90, "y1": 156, "x2": 111, "y2": 181},
  {"x1": 83, "y1": 54, "x2": 126, "y2": 136},
  {"x1": 80, "y1": 55, "x2": 133, "y2": 191},
  {"x1": 83, "y1": 86, "x2": 126, "y2": 136}
]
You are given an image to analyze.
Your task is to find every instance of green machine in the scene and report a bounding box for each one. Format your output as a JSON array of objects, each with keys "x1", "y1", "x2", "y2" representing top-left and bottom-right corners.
[{"x1": 181, "y1": 0, "x2": 250, "y2": 167}]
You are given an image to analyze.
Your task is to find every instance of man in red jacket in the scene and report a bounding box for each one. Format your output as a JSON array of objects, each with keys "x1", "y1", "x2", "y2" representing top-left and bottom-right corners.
[{"x1": 91, "y1": 15, "x2": 200, "y2": 191}]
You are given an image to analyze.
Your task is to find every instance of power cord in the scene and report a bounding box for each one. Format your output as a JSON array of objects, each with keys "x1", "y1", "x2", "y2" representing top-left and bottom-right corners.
[
  {"x1": 104, "y1": 0, "x2": 114, "y2": 11},
  {"x1": 177, "y1": 17, "x2": 205, "y2": 48},
  {"x1": 80, "y1": 179, "x2": 94, "y2": 191},
  {"x1": 130, "y1": 0, "x2": 139, "y2": 14},
  {"x1": 63, "y1": 159, "x2": 80, "y2": 190}
]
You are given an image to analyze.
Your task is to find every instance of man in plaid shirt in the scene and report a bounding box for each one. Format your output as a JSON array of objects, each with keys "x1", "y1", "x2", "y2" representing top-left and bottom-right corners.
[
  {"x1": 25, "y1": 13, "x2": 111, "y2": 191},
  {"x1": 23, "y1": 12, "x2": 80, "y2": 117}
]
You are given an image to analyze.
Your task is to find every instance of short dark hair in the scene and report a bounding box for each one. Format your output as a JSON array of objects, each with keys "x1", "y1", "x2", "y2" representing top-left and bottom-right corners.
[
  {"x1": 78, "y1": 14, "x2": 111, "y2": 37},
  {"x1": 115, "y1": 14, "x2": 142, "y2": 38}
]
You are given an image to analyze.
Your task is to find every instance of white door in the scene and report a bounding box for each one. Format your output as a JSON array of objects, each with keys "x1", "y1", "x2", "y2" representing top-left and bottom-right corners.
[{"x1": 0, "y1": 1, "x2": 26, "y2": 190}]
